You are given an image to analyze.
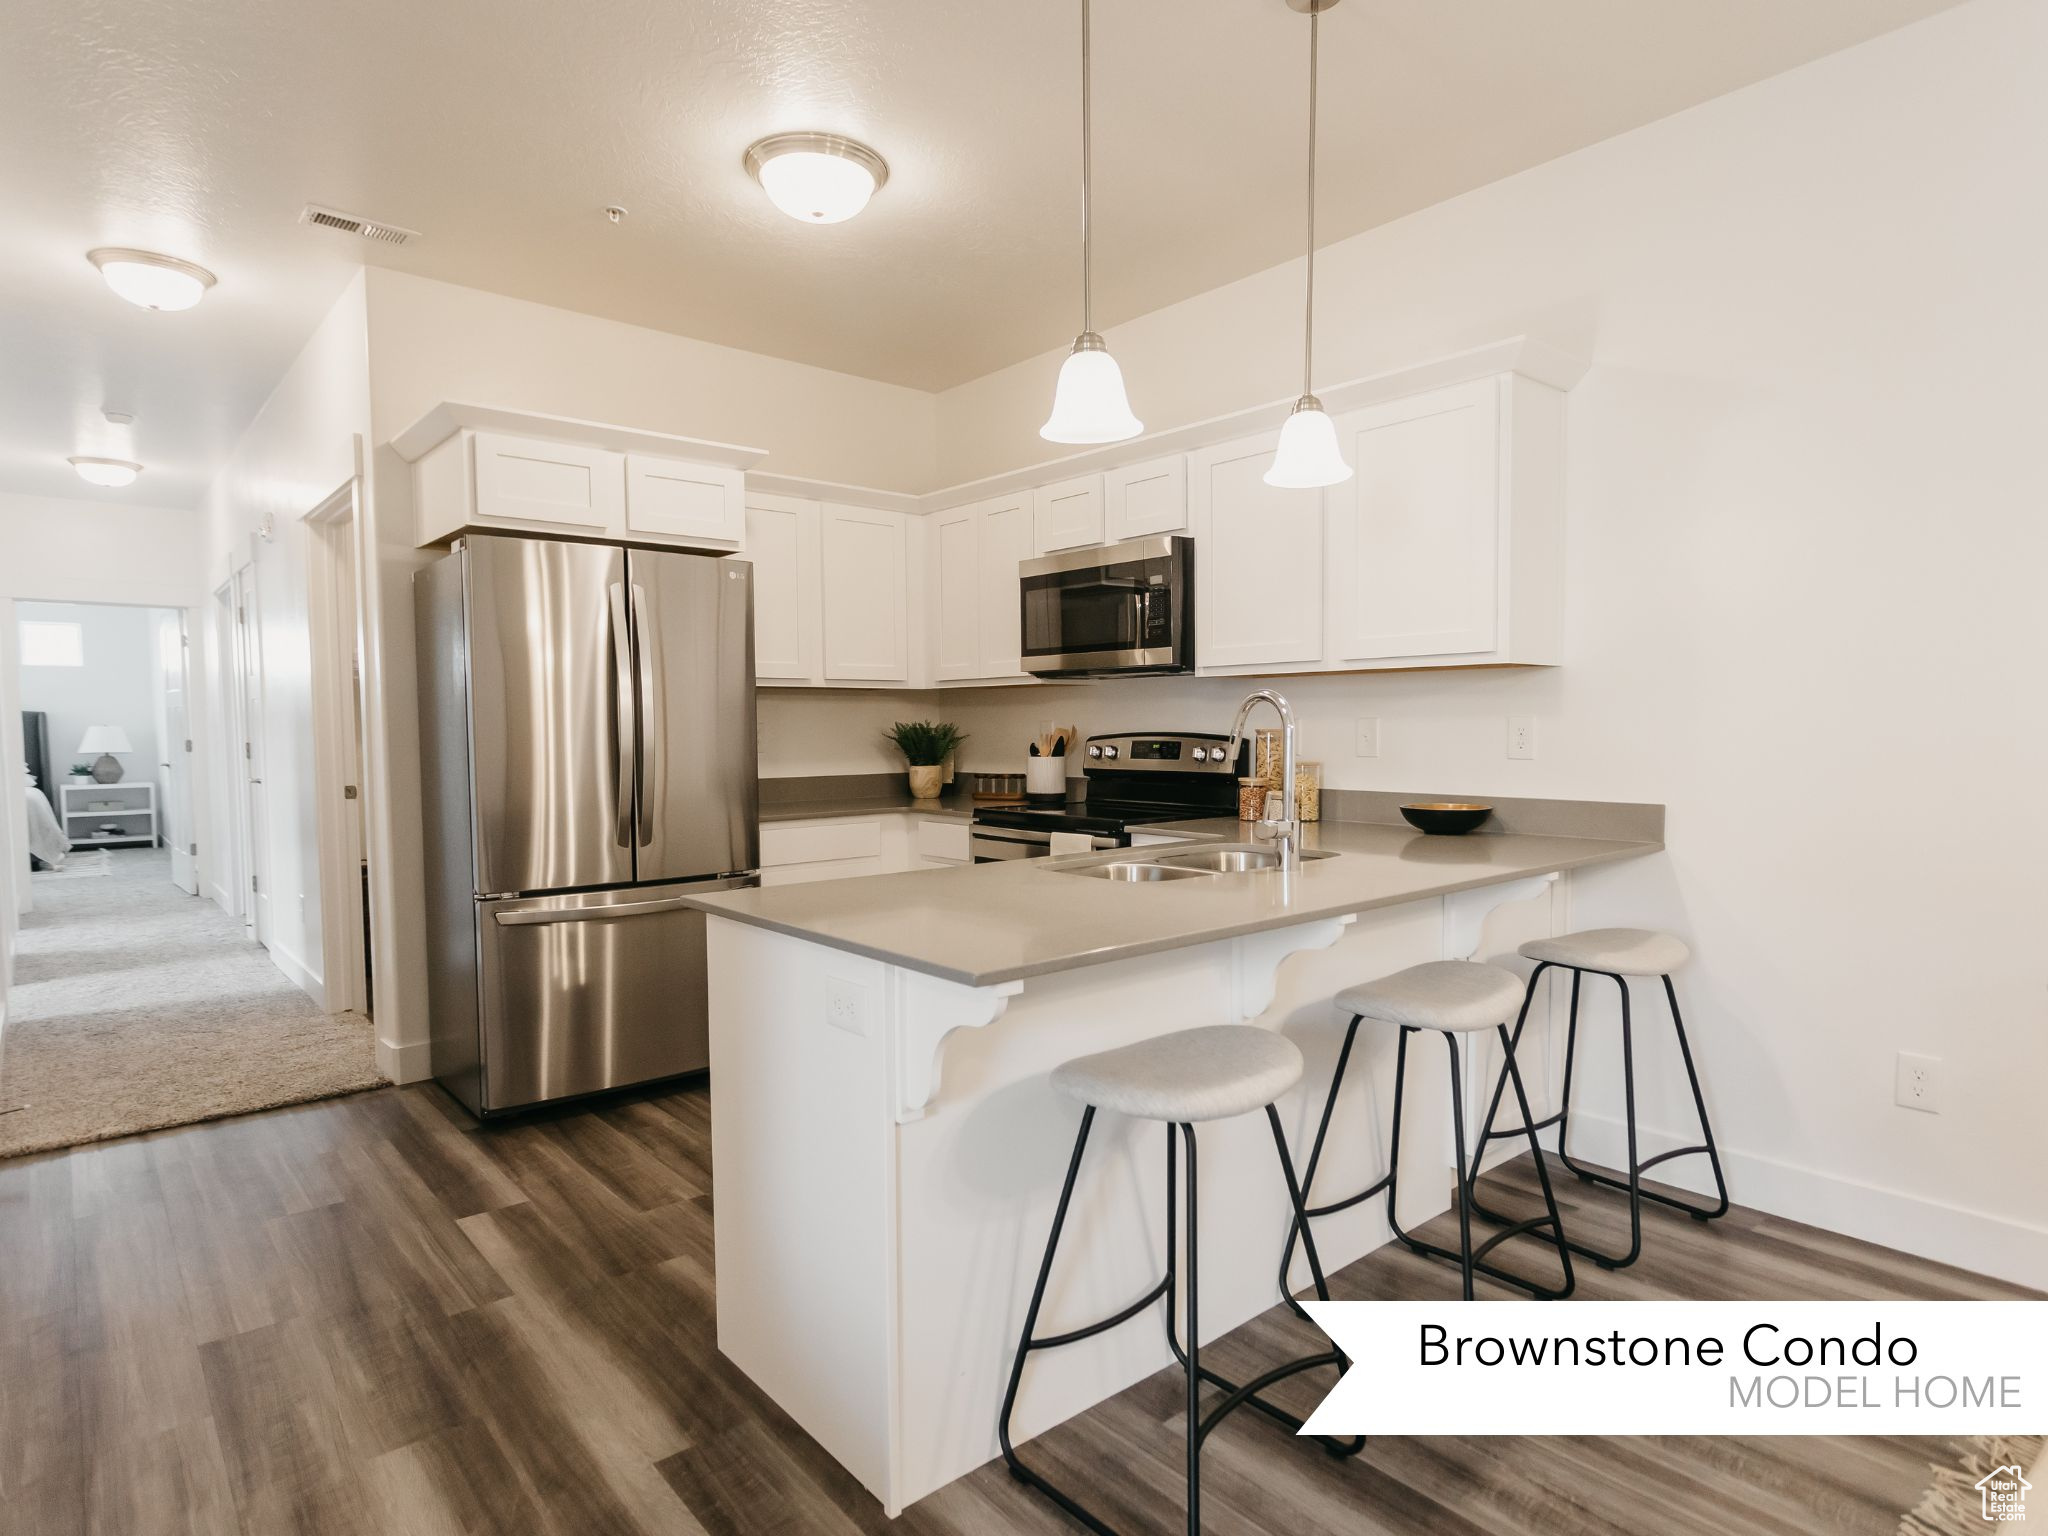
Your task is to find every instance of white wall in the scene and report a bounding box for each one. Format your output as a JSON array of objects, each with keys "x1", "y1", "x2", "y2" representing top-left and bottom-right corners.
[
  {"x1": 15, "y1": 600, "x2": 162, "y2": 786},
  {"x1": 196, "y1": 271, "x2": 372, "y2": 1014},
  {"x1": 895, "y1": 0, "x2": 2048, "y2": 1281},
  {"x1": 359, "y1": 270, "x2": 943, "y2": 1081}
]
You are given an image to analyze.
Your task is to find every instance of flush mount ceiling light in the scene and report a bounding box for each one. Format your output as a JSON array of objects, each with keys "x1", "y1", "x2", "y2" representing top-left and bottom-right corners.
[
  {"x1": 1041, "y1": 0, "x2": 1142, "y2": 445},
  {"x1": 68, "y1": 456, "x2": 143, "y2": 488},
  {"x1": 1265, "y1": 0, "x2": 1353, "y2": 489},
  {"x1": 744, "y1": 133, "x2": 889, "y2": 224},
  {"x1": 86, "y1": 248, "x2": 216, "y2": 311}
]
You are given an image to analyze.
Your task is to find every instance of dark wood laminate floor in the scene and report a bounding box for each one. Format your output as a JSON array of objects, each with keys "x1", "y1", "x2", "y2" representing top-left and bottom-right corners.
[{"x1": 0, "y1": 1078, "x2": 2031, "y2": 1535}]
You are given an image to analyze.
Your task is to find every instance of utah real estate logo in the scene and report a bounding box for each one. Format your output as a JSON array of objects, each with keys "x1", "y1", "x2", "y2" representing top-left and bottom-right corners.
[{"x1": 1975, "y1": 1464, "x2": 2031, "y2": 1523}]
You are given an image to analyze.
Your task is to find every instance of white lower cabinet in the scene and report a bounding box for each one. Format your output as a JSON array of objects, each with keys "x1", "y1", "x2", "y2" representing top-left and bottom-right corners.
[
  {"x1": 758, "y1": 815, "x2": 969, "y2": 884},
  {"x1": 822, "y1": 505, "x2": 911, "y2": 683},
  {"x1": 1188, "y1": 430, "x2": 1327, "y2": 671},
  {"x1": 930, "y1": 494, "x2": 1031, "y2": 684}
]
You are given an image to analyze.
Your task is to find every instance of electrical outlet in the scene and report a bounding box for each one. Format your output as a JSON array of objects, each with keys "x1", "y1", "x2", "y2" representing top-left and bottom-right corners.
[
  {"x1": 1354, "y1": 718, "x2": 1381, "y2": 758},
  {"x1": 1507, "y1": 717, "x2": 1536, "y2": 760},
  {"x1": 824, "y1": 976, "x2": 869, "y2": 1037},
  {"x1": 1894, "y1": 1052, "x2": 1941, "y2": 1113}
]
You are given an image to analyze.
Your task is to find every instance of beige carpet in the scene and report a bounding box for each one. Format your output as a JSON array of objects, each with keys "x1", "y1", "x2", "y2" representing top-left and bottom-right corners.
[{"x1": 0, "y1": 847, "x2": 384, "y2": 1158}]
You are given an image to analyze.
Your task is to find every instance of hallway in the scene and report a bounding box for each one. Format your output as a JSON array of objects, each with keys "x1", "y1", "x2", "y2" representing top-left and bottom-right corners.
[{"x1": 0, "y1": 848, "x2": 381, "y2": 1159}]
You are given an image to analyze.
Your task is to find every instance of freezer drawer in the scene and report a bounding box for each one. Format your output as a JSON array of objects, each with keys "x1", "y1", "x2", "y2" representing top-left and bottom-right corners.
[{"x1": 474, "y1": 877, "x2": 753, "y2": 1112}]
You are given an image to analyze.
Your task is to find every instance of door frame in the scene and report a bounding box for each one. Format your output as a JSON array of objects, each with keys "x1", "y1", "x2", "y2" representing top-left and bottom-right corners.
[{"x1": 305, "y1": 477, "x2": 371, "y2": 1016}]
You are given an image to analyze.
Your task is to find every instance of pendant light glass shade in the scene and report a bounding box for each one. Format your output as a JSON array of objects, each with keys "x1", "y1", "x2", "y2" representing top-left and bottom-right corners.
[
  {"x1": 1042, "y1": 334, "x2": 1142, "y2": 444},
  {"x1": 1267, "y1": 0, "x2": 1351, "y2": 489},
  {"x1": 1264, "y1": 396, "x2": 1352, "y2": 488},
  {"x1": 1042, "y1": 0, "x2": 1141, "y2": 445}
]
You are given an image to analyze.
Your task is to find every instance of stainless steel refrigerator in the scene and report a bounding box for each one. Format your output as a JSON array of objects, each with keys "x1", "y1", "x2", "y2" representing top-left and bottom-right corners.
[{"x1": 415, "y1": 533, "x2": 759, "y2": 1116}]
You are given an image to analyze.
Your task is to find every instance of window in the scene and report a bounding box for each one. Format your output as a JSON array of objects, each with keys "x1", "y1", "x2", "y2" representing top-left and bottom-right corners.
[{"x1": 19, "y1": 620, "x2": 84, "y2": 668}]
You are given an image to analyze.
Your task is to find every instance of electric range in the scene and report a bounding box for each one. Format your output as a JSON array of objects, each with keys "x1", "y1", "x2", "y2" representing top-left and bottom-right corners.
[{"x1": 969, "y1": 731, "x2": 1250, "y2": 862}]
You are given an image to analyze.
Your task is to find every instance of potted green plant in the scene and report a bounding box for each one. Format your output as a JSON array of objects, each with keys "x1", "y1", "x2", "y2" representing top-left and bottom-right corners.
[
  {"x1": 67, "y1": 762, "x2": 93, "y2": 781},
  {"x1": 886, "y1": 721, "x2": 966, "y2": 801}
]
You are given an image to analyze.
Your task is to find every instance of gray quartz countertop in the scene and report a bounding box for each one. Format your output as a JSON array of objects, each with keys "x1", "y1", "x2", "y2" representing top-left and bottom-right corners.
[{"x1": 692, "y1": 818, "x2": 1662, "y2": 987}]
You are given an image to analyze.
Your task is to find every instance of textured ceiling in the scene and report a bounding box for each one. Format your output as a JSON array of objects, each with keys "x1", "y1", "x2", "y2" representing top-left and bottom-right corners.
[{"x1": 0, "y1": 0, "x2": 1966, "y2": 506}]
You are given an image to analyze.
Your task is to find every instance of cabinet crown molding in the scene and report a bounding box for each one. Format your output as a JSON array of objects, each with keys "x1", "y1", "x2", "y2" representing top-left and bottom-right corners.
[{"x1": 391, "y1": 400, "x2": 767, "y2": 469}]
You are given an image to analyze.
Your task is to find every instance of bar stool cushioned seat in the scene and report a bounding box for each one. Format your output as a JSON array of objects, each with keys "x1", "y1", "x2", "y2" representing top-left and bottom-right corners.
[
  {"x1": 1520, "y1": 927, "x2": 1689, "y2": 976},
  {"x1": 1335, "y1": 960, "x2": 1526, "y2": 1033},
  {"x1": 1050, "y1": 1024, "x2": 1303, "y2": 1123}
]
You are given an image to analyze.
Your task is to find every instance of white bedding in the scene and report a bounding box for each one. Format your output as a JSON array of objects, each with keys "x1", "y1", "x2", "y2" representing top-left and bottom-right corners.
[{"x1": 26, "y1": 784, "x2": 70, "y2": 867}]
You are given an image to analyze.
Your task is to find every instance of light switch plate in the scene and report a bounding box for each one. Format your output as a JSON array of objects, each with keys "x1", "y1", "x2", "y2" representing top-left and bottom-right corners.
[
  {"x1": 1507, "y1": 717, "x2": 1536, "y2": 760},
  {"x1": 825, "y1": 976, "x2": 869, "y2": 1037},
  {"x1": 1354, "y1": 718, "x2": 1381, "y2": 758}
]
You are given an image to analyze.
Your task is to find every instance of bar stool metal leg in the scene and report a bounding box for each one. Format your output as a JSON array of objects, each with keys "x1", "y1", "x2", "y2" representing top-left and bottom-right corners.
[{"x1": 1276, "y1": 1014, "x2": 1391, "y2": 1318}]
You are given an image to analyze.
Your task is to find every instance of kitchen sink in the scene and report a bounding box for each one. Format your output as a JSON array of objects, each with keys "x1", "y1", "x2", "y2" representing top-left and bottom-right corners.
[
  {"x1": 1151, "y1": 847, "x2": 1337, "y2": 874},
  {"x1": 1067, "y1": 861, "x2": 1215, "y2": 882}
]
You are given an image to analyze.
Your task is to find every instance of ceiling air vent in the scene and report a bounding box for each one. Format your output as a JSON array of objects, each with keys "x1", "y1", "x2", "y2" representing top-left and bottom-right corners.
[{"x1": 299, "y1": 203, "x2": 419, "y2": 246}]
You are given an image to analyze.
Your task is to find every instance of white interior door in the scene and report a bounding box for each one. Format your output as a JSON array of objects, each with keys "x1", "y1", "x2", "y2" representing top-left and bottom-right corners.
[
  {"x1": 232, "y1": 563, "x2": 270, "y2": 946},
  {"x1": 158, "y1": 610, "x2": 197, "y2": 894}
]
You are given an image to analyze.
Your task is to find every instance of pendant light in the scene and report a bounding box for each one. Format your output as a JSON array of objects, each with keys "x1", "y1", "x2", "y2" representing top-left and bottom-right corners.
[
  {"x1": 1041, "y1": 0, "x2": 1142, "y2": 444},
  {"x1": 1265, "y1": 0, "x2": 1352, "y2": 489}
]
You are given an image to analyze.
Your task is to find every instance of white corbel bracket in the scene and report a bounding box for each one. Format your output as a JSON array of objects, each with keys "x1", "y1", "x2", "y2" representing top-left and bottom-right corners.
[
  {"x1": 889, "y1": 971, "x2": 1025, "y2": 1124},
  {"x1": 1233, "y1": 913, "x2": 1357, "y2": 1022},
  {"x1": 1442, "y1": 872, "x2": 1560, "y2": 961}
]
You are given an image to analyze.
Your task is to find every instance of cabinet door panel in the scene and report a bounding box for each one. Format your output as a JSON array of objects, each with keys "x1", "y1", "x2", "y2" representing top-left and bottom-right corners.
[
  {"x1": 626, "y1": 455, "x2": 745, "y2": 548},
  {"x1": 976, "y1": 496, "x2": 1032, "y2": 678},
  {"x1": 472, "y1": 434, "x2": 622, "y2": 530},
  {"x1": 822, "y1": 506, "x2": 909, "y2": 682},
  {"x1": 1104, "y1": 455, "x2": 1187, "y2": 541},
  {"x1": 1189, "y1": 434, "x2": 1324, "y2": 669},
  {"x1": 1031, "y1": 474, "x2": 1105, "y2": 553},
  {"x1": 1331, "y1": 382, "x2": 1500, "y2": 661},
  {"x1": 744, "y1": 495, "x2": 820, "y2": 682},
  {"x1": 931, "y1": 509, "x2": 980, "y2": 681}
]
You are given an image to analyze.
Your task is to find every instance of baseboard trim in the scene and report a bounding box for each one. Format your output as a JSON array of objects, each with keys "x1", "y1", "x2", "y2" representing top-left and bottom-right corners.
[
  {"x1": 267, "y1": 943, "x2": 326, "y2": 1010},
  {"x1": 377, "y1": 1035, "x2": 432, "y2": 1085},
  {"x1": 1565, "y1": 1111, "x2": 2048, "y2": 1292}
]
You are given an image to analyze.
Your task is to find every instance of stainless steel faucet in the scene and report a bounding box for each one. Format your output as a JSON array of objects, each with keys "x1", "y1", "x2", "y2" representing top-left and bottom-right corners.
[{"x1": 1224, "y1": 687, "x2": 1301, "y2": 869}]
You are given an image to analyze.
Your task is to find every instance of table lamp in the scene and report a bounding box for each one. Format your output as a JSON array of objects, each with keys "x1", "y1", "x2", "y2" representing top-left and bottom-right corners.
[{"x1": 77, "y1": 726, "x2": 133, "y2": 784}]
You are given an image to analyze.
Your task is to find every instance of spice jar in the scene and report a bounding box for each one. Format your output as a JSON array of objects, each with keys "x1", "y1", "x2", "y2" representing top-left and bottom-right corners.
[
  {"x1": 1238, "y1": 777, "x2": 1269, "y2": 822},
  {"x1": 1253, "y1": 728, "x2": 1284, "y2": 786},
  {"x1": 1294, "y1": 760, "x2": 1323, "y2": 823}
]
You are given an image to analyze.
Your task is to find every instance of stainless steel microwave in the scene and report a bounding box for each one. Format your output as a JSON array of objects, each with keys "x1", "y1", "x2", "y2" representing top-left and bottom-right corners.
[{"x1": 1019, "y1": 535, "x2": 1193, "y2": 677}]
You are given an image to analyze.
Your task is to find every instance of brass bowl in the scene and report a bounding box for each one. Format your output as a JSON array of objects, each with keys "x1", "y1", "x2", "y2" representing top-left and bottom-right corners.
[{"x1": 1400, "y1": 802, "x2": 1493, "y2": 835}]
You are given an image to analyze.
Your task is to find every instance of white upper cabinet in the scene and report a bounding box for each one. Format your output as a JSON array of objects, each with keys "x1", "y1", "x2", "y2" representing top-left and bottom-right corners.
[
  {"x1": 470, "y1": 433, "x2": 623, "y2": 532},
  {"x1": 1325, "y1": 374, "x2": 1563, "y2": 668},
  {"x1": 1188, "y1": 431, "x2": 1326, "y2": 671},
  {"x1": 976, "y1": 495, "x2": 1031, "y2": 679},
  {"x1": 1103, "y1": 455, "x2": 1187, "y2": 542},
  {"x1": 397, "y1": 405, "x2": 765, "y2": 552},
  {"x1": 822, "y1": 504, "x2": 910, "y2": 682},
  {"x1": 1031, "y1": 473, "x2": 1106, "y2": 553},
  {"x1": 929, "y1": 494, "x2": 1031, "y2": 683},
  {"x1": 626, "y1": 453, "x2": 745, "y2": 550},
  {"x1": 744, "y1": 494, "x2": 822, "y2": 684}
]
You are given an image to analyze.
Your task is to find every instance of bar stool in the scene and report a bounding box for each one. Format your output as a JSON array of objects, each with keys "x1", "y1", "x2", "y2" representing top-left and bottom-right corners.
[
  {"x1": 998, "y1": 1024, "x2": 1362, "y2": 1536},
  {"x1": 1468, "y1": 928, "x2": 1729, "y2": 1270},
  {"x1": 1282, "y1": 962, "x2": 1574, "y2": 1302}
]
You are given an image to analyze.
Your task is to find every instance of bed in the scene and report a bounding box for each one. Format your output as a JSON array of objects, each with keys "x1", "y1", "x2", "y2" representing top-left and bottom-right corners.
[{"x1": 26, "y1": 781, "x2": 70, "y2": 869}]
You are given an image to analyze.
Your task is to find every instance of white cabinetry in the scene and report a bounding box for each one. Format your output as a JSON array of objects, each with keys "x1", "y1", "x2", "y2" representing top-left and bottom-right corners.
[
  {"x1": 744, "y1": 494, "x2": 822, "y2": 684},
  {"x1": 758, "y1": 814, "x2": 970, "y2": 883},
  {"x1": 1103, "y1": 455, "x2": 1187, "y2": 541},
  {"x1": 396, "y1": 404, "x2": 765, "y2": 553},
  {"x1": 1031, "y1": 474, "x2": 1105, "y2": 553},
  {"x1": 626, "y1": 453, "x2": 745, "y2": 550},
  {"x1": 822, "y1": 505, "x2": 910, "y2": 683},
  {"x1": 1325, "y1": 374, "x2": 1563, "y2": 668},
  {"x1": 930, "y1": 494, "x2": 1031, "y2": 684},
  {"x1": 1188, "y1": 430, "x2": 1326, "y2": 671}
]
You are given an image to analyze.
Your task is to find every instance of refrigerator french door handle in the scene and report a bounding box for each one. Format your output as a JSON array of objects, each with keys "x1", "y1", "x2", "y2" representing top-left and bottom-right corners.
[
  {"x1": 607, "y1": 581, "x2": 636, "y2": 848},
  {"x1": 493, "y1": 895, "x2": 699, "y2": 926},
  {"x1": 630, "y1": 582, "x2": 659, "y2": 848}
]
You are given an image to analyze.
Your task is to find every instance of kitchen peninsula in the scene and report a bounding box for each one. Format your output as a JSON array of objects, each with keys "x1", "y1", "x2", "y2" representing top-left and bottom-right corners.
[{"x1": 686, "y1": 804, "x2": 1662, "y2": 1513}]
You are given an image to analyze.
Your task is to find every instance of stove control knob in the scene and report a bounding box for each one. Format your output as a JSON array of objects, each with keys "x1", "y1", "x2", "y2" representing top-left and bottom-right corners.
[
  {"x1": 1101, "y1": 744, "x2": 1119, "y2": 760},
  {"x1": 1190, "y1": 746, "x2": 1210, "y2": 762},
  {"x1": 1087, "y1": 744, "x2": 1103, "y2": 759}
]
